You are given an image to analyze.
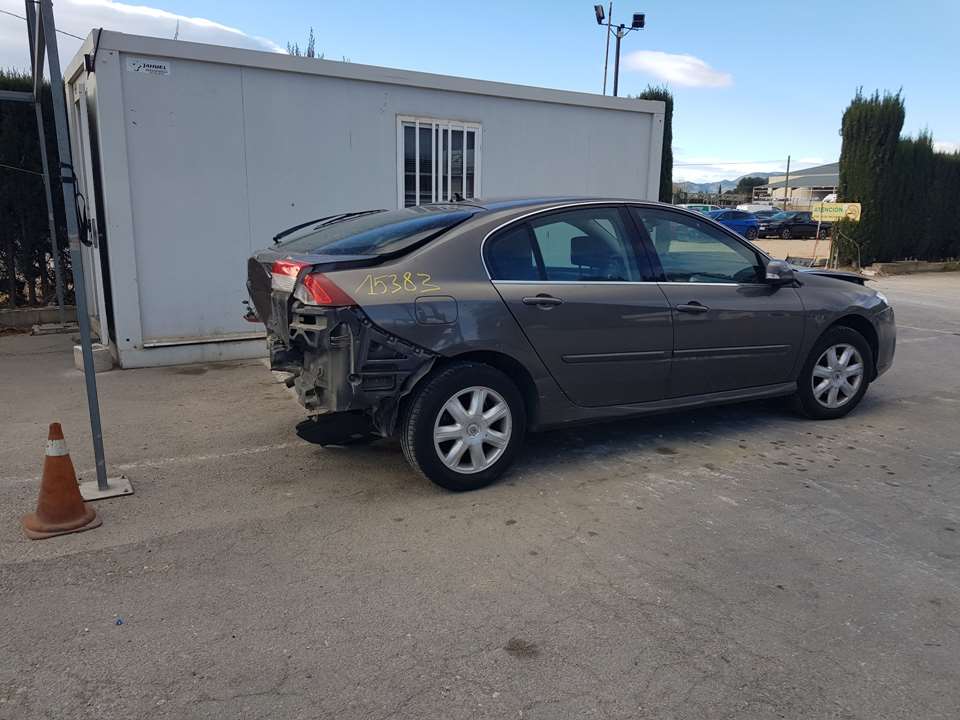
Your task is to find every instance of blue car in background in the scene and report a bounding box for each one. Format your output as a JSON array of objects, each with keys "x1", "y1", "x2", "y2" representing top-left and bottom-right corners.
[{"x1": 705, "y1": 209, "x2": 760, "y2": 240}]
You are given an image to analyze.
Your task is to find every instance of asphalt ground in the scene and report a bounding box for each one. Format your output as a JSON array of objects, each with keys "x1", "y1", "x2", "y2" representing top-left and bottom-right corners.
[{"x1": 1, "y1": 272, "x2": 958, "y2": 719}]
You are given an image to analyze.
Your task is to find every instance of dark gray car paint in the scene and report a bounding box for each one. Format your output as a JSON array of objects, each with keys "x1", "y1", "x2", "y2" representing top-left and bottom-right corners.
[{"x1": 250, "y1": 198, "x2": 895, "y2": 434}]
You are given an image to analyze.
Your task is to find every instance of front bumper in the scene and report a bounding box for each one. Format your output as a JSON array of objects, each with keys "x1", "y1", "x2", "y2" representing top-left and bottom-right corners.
[{"x1": 874, "y1": 305, "x2": 896, "y2": 378}]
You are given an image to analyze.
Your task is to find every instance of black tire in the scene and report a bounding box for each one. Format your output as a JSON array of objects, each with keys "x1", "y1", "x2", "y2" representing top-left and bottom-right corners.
[
  {"x1": 818, "y1": 228, "x2": 829, "y2": 239},
  {"x1": 793, "y1": 326, "x2": 873, "y2": 420},
  {"x1": 746, "y1": 227, "x2": 758, "y2": 241},
  {"x1": 400, "y1": 361, "x2": 526, "y2": 491},
  {"x1": 781, "y1": 228, "x2": 792, "y2": 240}
]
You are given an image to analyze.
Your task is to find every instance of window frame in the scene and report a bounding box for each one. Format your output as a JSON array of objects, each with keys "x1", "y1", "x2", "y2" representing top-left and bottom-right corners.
[
  {"x1": 396, "y1": 115, "x2": 482, "y2": 208},
  {"x1": 626, "y1": 205, "x2": 769, "y2": 286},
  {"x1": 484, "y1": 203, "x2": 657, "y2": 283}
]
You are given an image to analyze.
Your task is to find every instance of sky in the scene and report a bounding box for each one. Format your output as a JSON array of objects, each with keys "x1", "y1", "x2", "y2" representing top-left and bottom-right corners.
[{"x1": 1, "y1": 0, "x2": 957, "y2": 183}]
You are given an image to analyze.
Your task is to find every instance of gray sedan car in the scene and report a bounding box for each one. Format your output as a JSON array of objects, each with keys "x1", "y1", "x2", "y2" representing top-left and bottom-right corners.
[{"x1": 247, "y1": 197, "x2": 895, "y2": 491}]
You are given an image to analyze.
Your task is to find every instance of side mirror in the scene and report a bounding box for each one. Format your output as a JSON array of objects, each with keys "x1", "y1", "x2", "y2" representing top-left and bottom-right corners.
[{"x1": 765, "y1": 259, "x2": 796, "y2": 286}]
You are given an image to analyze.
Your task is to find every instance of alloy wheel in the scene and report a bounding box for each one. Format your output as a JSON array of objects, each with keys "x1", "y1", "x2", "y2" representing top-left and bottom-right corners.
[
  {"x1": 811, "y1": 343, "x2": 864, "y2": 409},
  {"x1": 433, "y1": 386, "x2": 512, "y2": 474}
]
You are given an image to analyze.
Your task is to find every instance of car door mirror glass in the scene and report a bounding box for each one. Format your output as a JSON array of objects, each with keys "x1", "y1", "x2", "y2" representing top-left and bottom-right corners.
[{"x1": 765, "y1": 259, "x2": 795, "y2": 285}]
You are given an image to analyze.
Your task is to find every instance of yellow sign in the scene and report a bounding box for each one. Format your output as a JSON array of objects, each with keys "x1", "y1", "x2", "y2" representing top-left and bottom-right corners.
[{"x1": 811, "y1": 203, "x2": 861, "y2": 222}]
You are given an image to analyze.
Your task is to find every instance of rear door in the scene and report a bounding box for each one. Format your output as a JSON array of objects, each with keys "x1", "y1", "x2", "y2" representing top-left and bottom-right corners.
[
  {"x1": 630, "y1": 206, "x2": 805, "y2": 398},
  {"x1": 487, "y1": 205, "x2": 673, "y2": 407}
]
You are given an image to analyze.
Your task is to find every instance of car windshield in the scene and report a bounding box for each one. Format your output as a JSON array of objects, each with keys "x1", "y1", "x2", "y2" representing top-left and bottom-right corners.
[
  {"x1": 769, "y1": 212, "x2": 792, "y2": 221},
  {"x1": 277, "y1": 206, "x2": 478, "y2": 255}
]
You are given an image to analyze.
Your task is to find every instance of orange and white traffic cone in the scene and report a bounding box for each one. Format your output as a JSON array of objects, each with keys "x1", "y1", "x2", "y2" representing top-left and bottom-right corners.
[{"x1": 21, "y1": 423, "x2": 102, "y2": 540}]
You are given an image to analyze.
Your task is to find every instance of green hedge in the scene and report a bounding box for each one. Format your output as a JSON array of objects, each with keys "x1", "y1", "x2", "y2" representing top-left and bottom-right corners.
[{"x1": 838, "y1": 90, "x2": 960, "y2": 263}]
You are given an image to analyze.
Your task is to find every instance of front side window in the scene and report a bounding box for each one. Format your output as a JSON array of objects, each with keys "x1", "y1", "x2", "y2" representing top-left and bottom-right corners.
[
  {"x1": 487, "y1": 206, "x2": 649, "y2": 282},
  {"x1": 399, "y1": 117, "x2": 480, "y2": 208},
  {"x1": 631, "y1": 207, "x2": 764, "y2": 284}
]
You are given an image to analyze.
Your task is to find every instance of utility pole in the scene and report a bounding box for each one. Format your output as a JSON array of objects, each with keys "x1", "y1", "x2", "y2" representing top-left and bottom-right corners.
[
  {"x1": 601, "y1": 2, "x2": 612, "y2": 95},
  {"x1": 783, "y1": 154, "x2": 791, "y2": 210}
]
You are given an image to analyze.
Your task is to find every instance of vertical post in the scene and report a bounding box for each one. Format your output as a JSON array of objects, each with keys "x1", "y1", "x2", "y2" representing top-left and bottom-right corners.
[
  {"x1": 24, "y1": 0, "x2": 64, "y2": 323},
  {"x1": 33, "y1": 102, "x2": 67, "y2": 325},
  {"x1": 37, "y1": 0, "x2": 108, "y2": 491},
  {"x1": 602, "y1": 2, "x2": 613, "y2": 95},
  {"x1": 783, "y1": 154, "x2": 791, "y2": 210},
  {"x1": 613, "y1": 25, "x2": 623, "y2": 97}
]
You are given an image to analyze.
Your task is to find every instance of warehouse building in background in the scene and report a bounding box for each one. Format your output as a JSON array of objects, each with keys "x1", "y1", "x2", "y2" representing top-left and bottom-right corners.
[
  {"x1": 753, "y1": 162, "x2": 839, "y2": 206},
  {"x1": 64, "y1": 31, "x2": 665, "y2": 368}
]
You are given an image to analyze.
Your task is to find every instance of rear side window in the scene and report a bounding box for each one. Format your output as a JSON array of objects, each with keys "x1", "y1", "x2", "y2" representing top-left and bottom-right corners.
[
  {"x1": 487, "y1": 206, "x2": 652, "y2": 282},
  {"x1": 277, "y1": 206, "x2": 476, "y2": 255}
]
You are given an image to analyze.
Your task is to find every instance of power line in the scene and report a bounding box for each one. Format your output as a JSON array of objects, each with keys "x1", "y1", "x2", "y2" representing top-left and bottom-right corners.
[
  {"x1": 0, "y1": 8, "x2": 86, "y2": 41},
  {"x1": 0, "y1": 161, "x2": 44, "y2": 177}
]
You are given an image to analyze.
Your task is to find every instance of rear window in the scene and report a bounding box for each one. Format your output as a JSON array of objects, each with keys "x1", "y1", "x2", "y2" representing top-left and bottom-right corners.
[{"x1": 277, "y1": 206, "x2": 477, "y2": 255}]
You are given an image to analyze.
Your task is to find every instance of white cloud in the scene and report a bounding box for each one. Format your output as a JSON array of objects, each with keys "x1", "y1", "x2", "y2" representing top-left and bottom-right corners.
[
  {"x1": 0, "y1": 0, "x2": 282, "y2": 72},
  {"x1": 934, "y1": 140, "x2": 959, "y2": 154},
  {"x1": 623, "y1": 50, "x2": 732, "y2": 88}
]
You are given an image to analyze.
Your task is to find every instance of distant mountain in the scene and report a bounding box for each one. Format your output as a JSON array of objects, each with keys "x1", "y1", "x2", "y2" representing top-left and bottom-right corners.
[{"x1": 675, "y1": 171, "x2": 774, "y2": 195}]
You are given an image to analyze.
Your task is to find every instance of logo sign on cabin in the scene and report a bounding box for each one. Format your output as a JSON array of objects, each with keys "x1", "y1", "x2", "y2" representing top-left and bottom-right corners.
[
  {"x1": 811, "y1": 203, "x2": 861, "y2": 223},
  {"x1": 126, "y1": 58, "x2": 171, "y2": 76}
]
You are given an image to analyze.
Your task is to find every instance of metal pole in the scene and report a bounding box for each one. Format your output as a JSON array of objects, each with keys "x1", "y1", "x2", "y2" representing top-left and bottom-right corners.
[
  {"x1": 36, "y1": 0, "x2": 108, "y2": 491},
  {"x1": 601, "y1": 2, "x2": 613, "y2": 95},
  {"x1": 613, "y1": 25, "x2": 623, "y2": 97},
  {"x1": 783, "y1": 154, "x2": 791, "y2": 211},
  {"x1": 33, "y1": 103, "x2": 67, "y2": 324},
  {"x1": 23, "y1": 2, "x2": 64, "y2": 323}
]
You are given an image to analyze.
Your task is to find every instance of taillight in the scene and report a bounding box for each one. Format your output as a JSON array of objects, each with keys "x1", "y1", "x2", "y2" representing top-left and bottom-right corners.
[
  {"x1": 271, "y1": 259, "x2": 308, "y2": 292},
  {"x1": 301, "y1": 272, "x2": 354, "y2": 306}
]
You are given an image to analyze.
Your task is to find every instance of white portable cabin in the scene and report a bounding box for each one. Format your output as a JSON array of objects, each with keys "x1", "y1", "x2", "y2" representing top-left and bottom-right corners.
[{"x1": 64, "y1": 31, "x2": 665, "y2": 368}]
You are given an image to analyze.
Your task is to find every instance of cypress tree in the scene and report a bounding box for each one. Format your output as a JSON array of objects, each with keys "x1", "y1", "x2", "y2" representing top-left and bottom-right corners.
[{"x1": 637, "y1": 85, "x2": 673, "y2": 202}]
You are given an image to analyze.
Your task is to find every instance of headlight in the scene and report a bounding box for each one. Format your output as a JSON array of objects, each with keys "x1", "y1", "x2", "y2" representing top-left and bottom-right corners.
[{"x1": 875, "y1": 291, "x2": 889, "y2": 305}]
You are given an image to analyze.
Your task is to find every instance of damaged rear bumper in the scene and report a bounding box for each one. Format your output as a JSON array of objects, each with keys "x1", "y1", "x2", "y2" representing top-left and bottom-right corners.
[{"x1": 271, "y1": 305, "x2": 436, "y2": 437}]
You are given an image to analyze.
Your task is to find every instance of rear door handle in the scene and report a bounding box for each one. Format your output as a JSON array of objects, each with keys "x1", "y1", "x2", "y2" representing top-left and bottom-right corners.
[
  {"x1": 676, "y1": 302, "x2": 709, "y2": 314},
  {"x1": 522, "y1": 295, "x2": 563, "y2": 307}
]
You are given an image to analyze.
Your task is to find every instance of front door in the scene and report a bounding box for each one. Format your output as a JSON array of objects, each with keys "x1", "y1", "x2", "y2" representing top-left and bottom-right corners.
[
  {"x1": 630, "y1": 206, "x2": 805, "y2": 398},
  {"x1": 487, "y1": 205, "x2": 673, "y2": 407}
]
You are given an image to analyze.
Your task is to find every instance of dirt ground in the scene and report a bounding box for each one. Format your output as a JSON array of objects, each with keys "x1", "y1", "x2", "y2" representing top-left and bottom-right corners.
[{"x1": 1, "y1": 273, "x2": 958, "y2": 719}]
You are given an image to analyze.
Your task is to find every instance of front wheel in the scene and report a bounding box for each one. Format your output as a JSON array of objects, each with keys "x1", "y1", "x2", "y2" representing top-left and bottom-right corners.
[
  {"x1": 793, "y1": 326, "x2": 873, "y2": 419},
  {"x1": 818, "y1": 228, "x2": 829, "y2": 239},
  {"x1": 781, "y1": 228, "x2": 792, "y2": 240},
  {"x1": 400, "y1": 362, "x2": 526, "y2": 491},
  {"x1": 746, "y1": 227, "x2": 758, "y2": 240}
]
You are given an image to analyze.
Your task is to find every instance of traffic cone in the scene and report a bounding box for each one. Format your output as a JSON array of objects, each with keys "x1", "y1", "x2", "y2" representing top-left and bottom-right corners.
[{"x1": 22, "y1": 423, "x2": 102, "y2": 540}]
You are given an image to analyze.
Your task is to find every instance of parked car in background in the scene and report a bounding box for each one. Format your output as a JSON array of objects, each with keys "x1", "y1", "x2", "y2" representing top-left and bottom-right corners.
[
  {"x1": 758, "y1": 211, "x2": 830, "y2": 239},
  {"x1": 248, "y1": 197, "x2": 894, "y2": 491},
  {"x1": 676, "y1": 203, "x2": 721, "y2": 214},
  {"x1": 705, "y1": 209, "x2": 760, "y2": 240},
  {"x1": 752, "y1": 208, "x2": 780, "y2": 221}
]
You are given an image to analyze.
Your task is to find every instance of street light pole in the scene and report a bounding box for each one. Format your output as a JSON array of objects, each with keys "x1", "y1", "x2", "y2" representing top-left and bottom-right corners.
[
  {"x1": 601, "y1": 2, "x2": 612, "y2": 95},
  {"x1": 595, "y1": 7, "x2": 644, "y2": 97},
  {"x1": 613, "y1": 25, "x2": 624, "y2": 97}
]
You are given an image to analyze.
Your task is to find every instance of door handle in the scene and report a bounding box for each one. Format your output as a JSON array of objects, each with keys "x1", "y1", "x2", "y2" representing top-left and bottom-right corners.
[
  {"x1": 676, "y1": 302, "x2": 709, "y2": 314},
  {"x1": 522, "y1": 295, "x2": 563, "y2": 307}
]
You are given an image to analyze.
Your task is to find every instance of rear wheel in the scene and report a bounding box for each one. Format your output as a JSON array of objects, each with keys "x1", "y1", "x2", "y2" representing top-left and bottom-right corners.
[
  {"x1": 818, "y1": 228, "x2": 829, "y2": 239},
  {"x1": 400, "y1": 362, "x2": 526, "y2": 491},
  {"x1": 794, "y1": 326, "x2": 873, "y2": 419},
  {"x1": 746, "y1": 227, "x2": 758, "y2": 241}
]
